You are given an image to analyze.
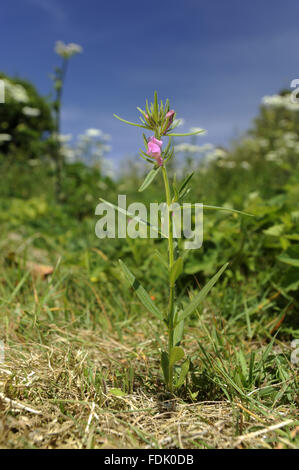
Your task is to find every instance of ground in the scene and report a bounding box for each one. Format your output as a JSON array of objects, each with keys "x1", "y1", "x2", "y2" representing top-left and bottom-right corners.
[{"x1": 0, "y1": 244, "x2": 298, "y2": 448}]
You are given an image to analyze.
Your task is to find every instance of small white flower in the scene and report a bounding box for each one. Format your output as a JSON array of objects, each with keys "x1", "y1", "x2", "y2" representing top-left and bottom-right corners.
[
  {"x1": 206, "y1": 147, "x2": 227, "y2": 162},
  {"x1": 174, "y1": 143, "x2": 203, "y2": 154},
  {"x1": 58, "y1": 133, "x2": 72, "y2": 143},
  {"x1": 248, "y1": 191, "x2": 259, "y2": 200},
  {"x1": 22, "y1": 106, "x2": 40, "y2": 117},
  {"x1": 55, "y1": 41, "x2": 83, "y2": 59},
  {"x1": 262, "y1": 93, "x2": 299, "y2": 111},
  {"x1": 265, "y1": 151, "x2": 280, "y2": 162},
  {"x1": 258, "y1": 138, "x2": 269, "y2": 148},
  {"x1": 85, "y1": 128, "x2": 102, "y2": 137},
  {"x1": 0, "y1": 133, "x2": 11, "y2": 143},
  {"x1": 217, "y1": 160, "x2": 236, "y2": 168},
  {"x1": 3, "y1": 79, "x2": 29, "y2": 103},
  {"x1": 61, "y1": 147, "x2": 76, "y2": 161},
  {"x1": 241, "y1": 161, "x2": 251, "y2": 170}
]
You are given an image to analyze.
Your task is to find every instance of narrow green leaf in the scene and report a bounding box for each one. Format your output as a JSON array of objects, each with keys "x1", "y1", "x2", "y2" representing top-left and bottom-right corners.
[
  {"x1": 136, "y1": 107, "x2": 147, "y2": 118},
  {"x1": 2, "y1": 271, "x2": 30, "y2": 305},
  {"x1": 139, "y1": 166, "x2": 161, "y2": 192},
  {"x1": 172, "y1": 173, "x2": 179, "y2": 201},
  {"x1": 161, "y1": 351, "x2": 169, "y2": 384},
  {"x1": 160, "y1": 100, "x2": 164, "y2": 117},
  {"x1": 154, "y1": 91, "x2": 158, "y2": 120},
  {"x1": 138, "y1": 151, "x2": 154, "y2": 164},
  {"x1": 201, "y1": 204, "x2": 254, "y2": 217},
  {"x1": 178, "y1": 172, "x2": 194, "y2": 195},
  {"x1": 179, "y1": 187, "x2": 191, "y2": 201},
  {"x1": 145, "y1": 99, "x2": 150, "y2": 116},
  {"x1": 173, "y1": 315, "x2": 184, "y2": 346},
  {"x1": 113, "y1": 114, "x2": 149, "y2": 129},
  {"x1": 180, "y1": 263, "x2": 228, "y2": 322},
  {"x1": 175, "y1": 359, "x2": 190, "y2": 389},
  {"x1": 164, "y1": 147, "x2": 174, "y2": 163},
  {"x1": 180, "y1": 203, "x2": 253, "y2": 217},
  {"x1": 165, "y1": 98, "x2": 170, "y2": 112},
  {"x1": 277, "y1": 256, "x2": 299, "y2": 267},
  {"x1": 142, "y1": 133, "x2": 148, "y2": 149},
  {"x1": 170, "y1": 257, "x2": 183, "y2": 286},
  {"x1": 109, "y1": 388, "x2": 127, "y2": 397},
  {"x1": 163, "y1": 136, "x2": 172, "y2": 155},
  {"x1": 169, "y1": 346, "x2": 185, "y2": 367},
  {"x1": 248, "y1": 351, "x2": 255, "y2": 385},
  {"x1": 119, "y1": 259, "x2": 163, "y2": 320},
  {"x1": 238, "y1": 350, "x2": 248, "y2": 378},
  {"x1": 166, "y1": 129, "x2": 206, "y2": 137}
]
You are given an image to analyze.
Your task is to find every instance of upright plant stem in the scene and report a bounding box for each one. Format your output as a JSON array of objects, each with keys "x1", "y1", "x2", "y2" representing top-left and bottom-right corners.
[
  {"x1": 162, "y1": 165, "x2": 175, "y2": 391},
  {"x1": 54, "y1": 58, "x2": 68, "y2": 202}
]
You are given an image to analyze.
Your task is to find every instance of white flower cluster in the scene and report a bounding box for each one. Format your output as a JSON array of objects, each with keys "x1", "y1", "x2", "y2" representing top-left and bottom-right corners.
[
  {"x1": 201, "y1": 145, "x2": 252, "y2": 171},
  {"x1": 217, "y1": 160, "x2": 236, "y2": 168},
  {"x1": 264, "y1": 131, "x2": 299, "y2": 164},
  {"x1": 59, "y1": 129, "x2": 113, "y2": 176},
  {"x1": 174, "y1": 142, "x2": 208, "y2": 154},
  {"x1": 22, "y1": 106, "x2": 40, "y2": 117},
  {"x1": 262, "y1": 94, "x2": 299, "y2": 112},
  {"x1": 3, "y1": 79, "x2": 29, "y2": 103},
  {"x1": 55, "y1": 41, "x2": 83, "y2": 59},
  {"x1": 205, "y1": 147, "x2": 227, "y2": 162},
  {"x1": 241, "y1": 161, "x2": 251, "y2": 170},
  {"x1": 0, "y1": 133, "x2": 12, "y2": 144},
  {"x1": 85, "y1": 128, "x2": 102, "y2": 137}
]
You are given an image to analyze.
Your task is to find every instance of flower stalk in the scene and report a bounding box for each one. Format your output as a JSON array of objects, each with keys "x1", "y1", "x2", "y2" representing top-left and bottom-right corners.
[
  {"x1": 52, "y1": 41, "x2": 82, "y2": 202},
  {"x1": 114, "y1": 92, "x2": 231, "y2": 393}
]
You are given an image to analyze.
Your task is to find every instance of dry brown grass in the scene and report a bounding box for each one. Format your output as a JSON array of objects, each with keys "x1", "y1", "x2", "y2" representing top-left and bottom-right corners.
[{"x1": 0, "y1": 325, "x2": 297, "y2": 449}]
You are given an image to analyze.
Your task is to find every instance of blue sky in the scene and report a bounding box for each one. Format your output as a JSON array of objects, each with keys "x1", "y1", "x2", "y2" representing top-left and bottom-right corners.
[{"x1": 1, "y1": 0, "x2": 299, "y2": 160}]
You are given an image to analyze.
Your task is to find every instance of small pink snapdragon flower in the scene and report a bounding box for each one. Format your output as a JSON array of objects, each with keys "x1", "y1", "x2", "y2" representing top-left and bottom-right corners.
[{"x1": 147, "y1": 136, "x2": 163, "y2": 166}]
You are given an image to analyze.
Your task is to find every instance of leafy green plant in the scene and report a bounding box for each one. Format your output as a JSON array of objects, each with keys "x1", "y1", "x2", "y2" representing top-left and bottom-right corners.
[
  {"x1": 0, "y1": 73, "x2": 53, "y2": 158},
  {"x1": 111, "y1": 92, "x2": 252, "y2": 392}
]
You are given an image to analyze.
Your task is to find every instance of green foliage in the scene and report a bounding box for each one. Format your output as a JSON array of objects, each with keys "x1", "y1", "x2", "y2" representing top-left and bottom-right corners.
[
  {"x1": 0, "y1": 73, "x2": 53, "y2": 158},
  {"x1": 0, "y1": 87, "x2": 298, "y2": 404}
]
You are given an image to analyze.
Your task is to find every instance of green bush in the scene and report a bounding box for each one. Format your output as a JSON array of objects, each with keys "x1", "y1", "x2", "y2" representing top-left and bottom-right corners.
[{"x1": 0, "y1": 73, "x2": 53, "y2": 159}]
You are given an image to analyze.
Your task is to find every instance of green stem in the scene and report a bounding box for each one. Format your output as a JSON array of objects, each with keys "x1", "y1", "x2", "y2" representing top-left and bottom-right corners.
[
  {"x1": 162, "y1": 165, "x2": 175, "y2": 392},
  {"x1": 54, "y1": 58, "x2": 68, "y2": 203}
]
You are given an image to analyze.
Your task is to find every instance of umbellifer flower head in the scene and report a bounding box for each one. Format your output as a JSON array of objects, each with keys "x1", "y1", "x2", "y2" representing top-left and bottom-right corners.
[{"x1": 55, "y1": 41, "x2": 83, "y2": 59}]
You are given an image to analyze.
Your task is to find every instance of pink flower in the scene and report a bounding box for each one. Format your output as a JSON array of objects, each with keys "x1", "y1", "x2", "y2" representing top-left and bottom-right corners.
[
  {"x1": 164, "y1": 109, "x2": 175, "y2": 133},
  {"x1": 147, "y1": 136, "x2": 163, "y2": 166},
  {"x1": 147, "y1": 136, "x2": 162, "y2": 157}
]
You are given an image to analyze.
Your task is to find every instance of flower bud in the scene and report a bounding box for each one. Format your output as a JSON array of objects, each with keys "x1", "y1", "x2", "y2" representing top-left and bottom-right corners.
[{"x1": 163, "y1": 110, "x2": 175, "y2": 134}]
